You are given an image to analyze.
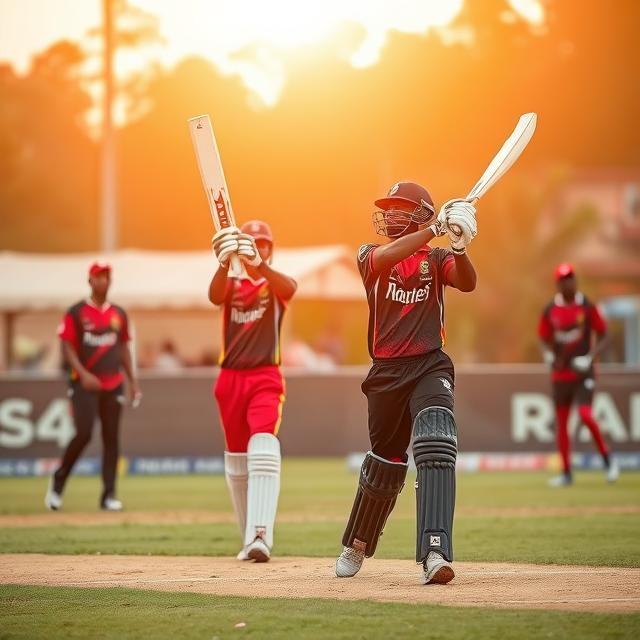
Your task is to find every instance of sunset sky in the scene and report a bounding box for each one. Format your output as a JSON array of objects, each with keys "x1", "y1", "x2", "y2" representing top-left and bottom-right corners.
[{"x1": 0, "y1": 0, "x2": 544, "y2": 106}]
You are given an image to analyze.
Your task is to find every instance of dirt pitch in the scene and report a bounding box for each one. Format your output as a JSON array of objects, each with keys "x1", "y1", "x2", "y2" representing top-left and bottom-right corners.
[{"x1": 2, "y1": 554, "x2": 639, "y2": 613}]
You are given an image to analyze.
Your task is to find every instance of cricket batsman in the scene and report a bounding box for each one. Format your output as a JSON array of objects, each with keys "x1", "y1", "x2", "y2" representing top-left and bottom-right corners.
[
  {"x1": 538, "y1": 262, "x2": 619, "y2": 487},
  {"x1": 336, "y1": 182, "x2": 477, "y2": 584},
  {"x1": 45, "y1": 262, "x2": 141, "y2": 512},
  {"x1": 208, "y1": 220, "x2": 297, "y2": 562}
]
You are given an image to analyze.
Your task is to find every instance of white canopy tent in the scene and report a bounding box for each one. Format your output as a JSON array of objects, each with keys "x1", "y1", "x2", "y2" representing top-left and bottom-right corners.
[
  {"x1": 0, "y1": 246, "x2": 364, "y2": 311},
  {"x1": 0, "y1": 248, "x2": 365, "y2": 369}
]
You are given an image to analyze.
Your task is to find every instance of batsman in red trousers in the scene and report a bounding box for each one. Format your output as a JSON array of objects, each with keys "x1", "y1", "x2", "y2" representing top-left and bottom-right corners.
[
  {"x1": 209, "y1": 220, "x2": 297, "y2": 562},
  {"x1": 538, "y1": 263, "x2": 619, "y2": 487},
  {"x1": 336, "y1": 182, "x2": 478, "y2": 585}
]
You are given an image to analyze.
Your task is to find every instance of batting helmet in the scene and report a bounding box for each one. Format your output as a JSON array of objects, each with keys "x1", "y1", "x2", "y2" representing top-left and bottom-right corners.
[
  {"x1": 374, "y1": 182, "x2": 435, "y2": 216},
  {"x1": 241, "y1": 220, "x2": 273, "y2": 243}
]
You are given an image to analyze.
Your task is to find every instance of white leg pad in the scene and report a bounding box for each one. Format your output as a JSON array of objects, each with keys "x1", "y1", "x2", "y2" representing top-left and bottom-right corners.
[
  {"x1": 224, "y1": 452, "x2": 248, "y2": 540},
  {"x1": 244, "y1": 433, "x2": 281, "y2": 548}
]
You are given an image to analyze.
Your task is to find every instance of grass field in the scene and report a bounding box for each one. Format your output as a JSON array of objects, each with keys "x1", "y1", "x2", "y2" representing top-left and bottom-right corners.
[{"x1": 2, "y1": 460, "x2": 640, "y2": 638}]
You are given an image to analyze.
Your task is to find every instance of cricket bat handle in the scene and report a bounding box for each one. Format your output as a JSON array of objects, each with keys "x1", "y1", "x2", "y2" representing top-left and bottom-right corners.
[
  {"x1": 447, "y1": 197, "x2": 478, "y2": 238},
  {"x1": 230, "y1": 253, "x2": 242, "y2": 275}
]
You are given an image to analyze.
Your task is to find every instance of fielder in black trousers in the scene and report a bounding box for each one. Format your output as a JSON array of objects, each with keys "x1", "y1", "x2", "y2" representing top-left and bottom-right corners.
[{"x1": 45, "y1": 261, "x2": 141, "y2": 511}]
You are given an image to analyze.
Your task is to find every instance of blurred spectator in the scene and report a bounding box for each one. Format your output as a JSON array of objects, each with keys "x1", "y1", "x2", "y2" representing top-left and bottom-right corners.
[
  {"x1": 282, "y1": 337, "x2": 336, "y2": 371},
  {"x1": 154, "y1": 340, "x2": 183, "y2": 371},
  {"x1": 13, "y1": 335, "x2": 48, "y2": 371},
  {"x1": 314, "y1": 321, "x2": 346, "y2": 365}
]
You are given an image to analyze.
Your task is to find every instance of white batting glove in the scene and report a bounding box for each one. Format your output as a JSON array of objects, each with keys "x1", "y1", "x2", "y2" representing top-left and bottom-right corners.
[
  {"x1": 542, "y1": 350, "x2": 555, "y2": 367},
  {"x1": 445, "y1": 200, "x2": 477, "y2": 254},
  {"x1": 571, "y1": 354, "x2": 592, "y2": 372},
  {"x1": 428, "y1": 201, "x2": 450, "y2": 237},
  {"x1": 212, "y1": 226, "x2": 240, "y2": 268},
  {"x1": 237, "y1": 233, "x2": 262, "y2": 267}
]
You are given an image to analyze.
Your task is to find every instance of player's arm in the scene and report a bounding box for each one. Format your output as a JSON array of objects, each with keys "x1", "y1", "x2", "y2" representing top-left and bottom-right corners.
[
  {"x1": 445, "y1": 253, "x2": 477, "y2": 292},
  {"x1": 371, "y1": 227, "x2": 437, "y2": 273},
  {"x1": 61, "y1": 340, "x2": 102, "y2": 391},
  {"x1": 537, "y1": 308, "x2": 557, "y2": 367},
  {"x1": 573, "y1": 304, "x2": 611, "y2": 371},
  {"x1": 256, "y1": 262, "x2": 297, "y2": 301},
  {"x1": 209, "y1": 227, "x2": 240, "y2": 305},
  {"x1": 208, "y1": 265, "x2": 230, "y2": 305},
  {"x1": 119, "y1": 342, "x2": 142, "y2": 403}
]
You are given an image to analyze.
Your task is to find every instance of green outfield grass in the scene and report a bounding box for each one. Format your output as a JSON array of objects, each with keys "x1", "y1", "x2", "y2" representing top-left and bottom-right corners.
[
  {"x1": 1, "y1": 461, "x2": 639, "y2": 566},
  {"x1": 2, "y1": 585, "x2": 639, "y2": 640}
]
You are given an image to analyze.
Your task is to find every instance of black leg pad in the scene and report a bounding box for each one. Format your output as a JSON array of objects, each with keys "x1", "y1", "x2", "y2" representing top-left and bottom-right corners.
[
  {"x1": 341, "y1": 452, "x2": 408, "y2": 557},
  {"x1": 413, "y1": 407, "x2": 457, "y2": 563}
]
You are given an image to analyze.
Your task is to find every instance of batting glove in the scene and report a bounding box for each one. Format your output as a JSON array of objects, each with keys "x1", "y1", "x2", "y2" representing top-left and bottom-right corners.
[
  {"x1": 428, "y1": 201, "x2": 449, "y2": 237},
  {"x1": 237, "y1": 233, "x2": 262, "y2": 267},
  {"x1": 571, "y1": 354, "x2": 592, "y2": 372},
  {"x1": 445, "y1": 200, "x2": 477, "y2": 254},
  {"x1": 542, "y1": 349, "x2": 555, "y2": 367},
  {"x1": 212, "y1": 227, "x2": 240, "y2": 268}
]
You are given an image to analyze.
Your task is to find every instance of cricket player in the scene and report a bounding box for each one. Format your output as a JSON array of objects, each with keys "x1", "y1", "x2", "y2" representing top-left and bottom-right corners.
[
  {"x1": 45, "y1": 262, "x2": 141, "y2": 512},
  {"x1": 209, "y1": 220, "x2": 297, "y2": 562},
  {"x1": 336, "y1": 182, "x2": 477, "y2": 585},
  {"x1": 538, "y1": 263, "x2": 618, "y2": 487}
]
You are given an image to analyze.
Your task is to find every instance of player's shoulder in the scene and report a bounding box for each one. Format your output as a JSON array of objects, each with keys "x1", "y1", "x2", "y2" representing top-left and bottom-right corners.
[
  {"x1": 111, "y1": 303, "x2": 128, "y2": 317},
  {"x1": 357, "y1": 243, "x2": 379, "y2": 264},
  {"x1": 67, "y1": 300, "x2": 86, "y2": 316}
]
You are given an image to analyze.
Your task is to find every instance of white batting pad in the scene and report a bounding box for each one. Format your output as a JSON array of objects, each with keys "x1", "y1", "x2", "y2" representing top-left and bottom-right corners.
[
  {"x1": 244, "y1": 433, "x2": 281, "y2": 548},
  {"x1": 224, "y1": 451, "x2": 248, "y2": 539}
]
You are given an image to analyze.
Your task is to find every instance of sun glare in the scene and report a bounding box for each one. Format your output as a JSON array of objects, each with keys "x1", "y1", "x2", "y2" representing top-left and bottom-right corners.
[{"x1": 132, "y1": 0, "x2": 466, "y2": 106}]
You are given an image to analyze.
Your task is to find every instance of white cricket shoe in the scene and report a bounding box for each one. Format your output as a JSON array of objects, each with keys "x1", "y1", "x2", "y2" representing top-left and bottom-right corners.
[
  {"x1": 606, "y1": 459, "x2": 620, "y2": 483},
  {"x1": 101, "y1": 497, "x2": 123, "y2": 512},
  {"x1": 246, "y1": 536, "x2": 271, "y2": 562},
  {"x1": 236, "y1": 547, "x2": 250, "y2": 561},
  {"x1": 335, "y1": 546, "x2": 365, "y2": 578},
  {"x1": 422, "y1": 551, "x2": 455, "y2": 585},
  {"x1": 548, "y1": 473, "x2": 572, "y2": 488},
  {"x1": 44, "y1": 479, "x2": 63, "y2": 511}
]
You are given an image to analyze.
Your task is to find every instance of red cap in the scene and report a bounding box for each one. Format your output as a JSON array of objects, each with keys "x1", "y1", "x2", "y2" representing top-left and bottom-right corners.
[
  {"x1": 241, "y1": 220, "x2": 273, "y2": 243},
  {"x1": 88, "y1": 261, "x2": 111, "y2": 277},
  {"x1": 374, "y1": 181, "x2": 435, "y2": 213},
  {"x1": 554, "y1": 262, "x2": 575, "y2": 280}
]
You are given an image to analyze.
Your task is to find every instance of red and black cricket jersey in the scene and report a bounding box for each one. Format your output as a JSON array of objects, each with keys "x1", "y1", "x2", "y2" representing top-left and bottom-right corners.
[
  {"x1": 538, "y1": 292, "x2": 607, "y2": 381},
  {"x1": 358, "y1": 243, "x2": 455, "y2": 359},
  {"x1": 58, "y1": 300, "x2": 130, "y2": 390},
  {"x1": 219, "y1": 276, "x2": 287, "y2": 370}
]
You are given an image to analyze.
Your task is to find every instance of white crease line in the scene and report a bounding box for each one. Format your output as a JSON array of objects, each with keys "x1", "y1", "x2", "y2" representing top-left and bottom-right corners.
[{"x1": 502, "y1": 597, "x2": 640, "y2": 605}]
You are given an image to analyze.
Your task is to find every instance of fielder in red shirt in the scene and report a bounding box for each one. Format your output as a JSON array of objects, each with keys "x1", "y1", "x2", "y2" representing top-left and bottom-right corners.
[
  {"x1": 209, "y1": 220, "x2": 297, "y2": 563},
  {"x1": 538, "y1": 263, "x2": 618, "y2": 486},
  {"x1": 336, "y1": 182, "x2": 478, "y2": 585},
  {"x1": 45, "y1": 262, "x2": 141, "y2": 512}
]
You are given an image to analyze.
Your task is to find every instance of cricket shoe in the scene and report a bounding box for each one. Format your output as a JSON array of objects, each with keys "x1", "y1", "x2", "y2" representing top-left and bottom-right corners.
[
  {"x1": 335, "y1": 546, "x2": 365, "y2": 578},
  {"x1": 236, "y1": 547, "x2": 250, "y2": 561},
  {"x1": 548, "y1": 473, "x2": 572, "y2": 488},
  {"x1": 606, "y1": 459, "x2": 620, "y2": 483},
  {"x1": 44, "y1": 478, "x2": 63, "y2": 511},
  {"x1": 101, "y1": 497, "x2": 123, "y2": 512},
  {"x1": 246, "y1": 536, "x2": 271, "y2": 562},
  {"x1": 422, "y1": 551, "x2": 455, "y2": 585}
]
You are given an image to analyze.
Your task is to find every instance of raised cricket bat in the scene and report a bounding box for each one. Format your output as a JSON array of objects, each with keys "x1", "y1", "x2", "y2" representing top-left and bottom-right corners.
[
  {"x1": 188, "y1": 114, "x2": 241, "y2": 274},
  {"x1": 449, "y1": 112, "x2": 537, "y2": 235}
]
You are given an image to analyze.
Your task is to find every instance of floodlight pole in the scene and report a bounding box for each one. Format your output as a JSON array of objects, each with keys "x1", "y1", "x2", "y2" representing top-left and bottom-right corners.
[{"x1": 100, "y1": 0, "x2": 117, "y2": 251}]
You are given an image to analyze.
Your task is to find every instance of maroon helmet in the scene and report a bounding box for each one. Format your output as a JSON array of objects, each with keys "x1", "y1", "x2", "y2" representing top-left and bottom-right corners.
[
  {"x1": 241, "y1": 220, "x2": 273, "y2": 243},
  {"x1": 373, "y1": 181, "x2": 436, "y2": 237}
]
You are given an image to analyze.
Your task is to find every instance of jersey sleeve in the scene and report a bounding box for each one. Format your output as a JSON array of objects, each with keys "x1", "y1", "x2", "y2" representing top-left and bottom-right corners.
[
  {"x1": 538, "y1": 305, "x2": 553, "y2": 340},
  {"x1": 57, "y1": 311, "x2": 79, "y2": 347},
  {"x1": 590, "y1": 303, "x2": 607, "y2": 335},
  {"x1": 357, "y1": 244, "x2": 380, "y2": 290},
  {"x1": 118, "y1": 308, "x2": 131, "y2": 343},
  {"x1": 431, "y1": 247, "x2": 455, "y2": 286}
]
